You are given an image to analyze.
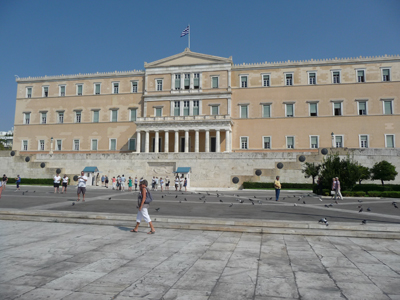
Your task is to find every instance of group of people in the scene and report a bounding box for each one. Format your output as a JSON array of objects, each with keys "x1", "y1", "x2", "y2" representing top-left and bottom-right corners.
[
  {"x1": 174, "y1": 175, "x2": 188, "y2": 192},
  {"x1": 0, "y1": 174, "x2": 21, "y2": 199},
  {"x1": 53, "y1": 173, "x2": 69, "y2": 194}
]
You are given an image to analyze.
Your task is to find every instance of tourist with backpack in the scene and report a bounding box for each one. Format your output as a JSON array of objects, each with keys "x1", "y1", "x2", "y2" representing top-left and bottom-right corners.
[
  {"x1": 131, "y1": 179, "x2": 155, "y2": 234},
  {"x1": 15, "y1": 175, "x2": 21, "y2": 191}
]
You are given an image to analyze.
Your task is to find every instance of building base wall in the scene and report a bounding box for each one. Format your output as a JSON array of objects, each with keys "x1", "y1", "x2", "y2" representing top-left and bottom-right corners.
[{"x1": 1, "y1": 149, "x2": 399, "y2": 188}]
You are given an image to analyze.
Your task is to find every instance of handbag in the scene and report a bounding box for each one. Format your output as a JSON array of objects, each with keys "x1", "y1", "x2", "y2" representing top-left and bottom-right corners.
[{"x1": 330, "y1": 191, "x2": 335, "y2": 195}]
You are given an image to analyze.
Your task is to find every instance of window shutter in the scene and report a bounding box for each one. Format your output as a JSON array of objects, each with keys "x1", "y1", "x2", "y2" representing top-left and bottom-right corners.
[
  {"x1": 384, "y1": 101, "x2": 392, "y2": 114},
  {"x1": 310, "y1": 103, "x2": 317, "y2": 114},
  {"x1": 386, "y1": 136, "x2": 394, "y2": 148},
  {"x1": 286, "y1": 104, "x2": 293, "y2": 116},
  {"x1": 263, "y1": 105, "x2": 270, "y2": 117}
]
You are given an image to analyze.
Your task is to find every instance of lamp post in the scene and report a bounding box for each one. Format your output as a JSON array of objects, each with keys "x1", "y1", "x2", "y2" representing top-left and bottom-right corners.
[
  {"x1": 50, "y1": 137, "x2": 54, "y2": 154},
  {"x1": 331, "y1": 132, "x2": 335, "y2": 148}
]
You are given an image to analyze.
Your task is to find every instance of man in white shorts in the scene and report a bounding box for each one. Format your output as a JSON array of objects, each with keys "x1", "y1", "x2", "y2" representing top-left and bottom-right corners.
[
  {"x1": 2, "y1": 174, "x2": 8, "y2": 190},
  {"x1": 77, "y1": 171, "x2": 88, "y2": 202},
  {"x1": 121, "y1": 175, "x2": 126, "y2": 191},
  {"x1": 53, "y1": 173, "x2": 61, "y2": 193}
]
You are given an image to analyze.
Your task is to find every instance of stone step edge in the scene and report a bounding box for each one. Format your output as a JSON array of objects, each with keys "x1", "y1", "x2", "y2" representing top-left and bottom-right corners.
[
  {"x1": 1, "y1": 214, "x2": 400, "y2": 239},
  {"x1": 1, "y1": 209, "x2": 400, "y2": 234}
]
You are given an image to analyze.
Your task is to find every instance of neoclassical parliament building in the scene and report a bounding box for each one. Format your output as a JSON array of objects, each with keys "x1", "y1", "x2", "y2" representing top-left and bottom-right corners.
[{"x1": 13, "y1": 49, "x2": 399, "y2": 155}]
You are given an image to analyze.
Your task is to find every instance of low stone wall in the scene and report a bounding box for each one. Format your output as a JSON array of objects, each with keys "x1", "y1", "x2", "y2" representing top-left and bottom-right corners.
[{"x1": 1, "y1": 148, "x2": 399, "y2": 188}]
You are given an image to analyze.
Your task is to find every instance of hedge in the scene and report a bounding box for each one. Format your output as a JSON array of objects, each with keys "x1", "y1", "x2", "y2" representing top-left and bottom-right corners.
[
  {"x1": 6, "y1": 178, "x2": 70, "y2": 185},
  {"x1": 243, "y1": 182, "x2": 314, "y2": 189},
  {"x1": 367, "y1": 191, "x2": 400, "y2": 198},
  {"x1": 352, "y1": 184, "x2": 400, "y2": 192},
  {"x1": 341, "y1": 191, "x2": 366, "y2": 197}
]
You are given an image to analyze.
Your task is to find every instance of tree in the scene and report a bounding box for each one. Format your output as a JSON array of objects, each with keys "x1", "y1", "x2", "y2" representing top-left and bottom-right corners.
[
  {"x1": 302, "y1": 162, "x2": 321, "y2": 185},
  {"x1": 357, "y1": 165, "x2": 370, "y2": 184},
  {"x1": 320, "y1": 152, "x2": 360, "y2": 191},
  {"x1": 371, "y1": 160, "x2": 398, "y2": 186}
]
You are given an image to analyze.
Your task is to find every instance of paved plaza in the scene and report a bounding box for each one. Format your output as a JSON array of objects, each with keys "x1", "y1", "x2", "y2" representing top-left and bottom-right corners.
[
  {"x1": 0, "y1": 185, "x2": 400, "y2": 299},
  {"x1": 1, "y1": 220, "x2": 400, "y2": 300}
]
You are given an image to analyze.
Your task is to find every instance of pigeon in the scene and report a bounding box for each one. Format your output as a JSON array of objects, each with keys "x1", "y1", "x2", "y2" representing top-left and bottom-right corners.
[
  {"x1": 254, "y1": 196, "x2": 257, "y2": 198},
  {"x1": 319, "y1": 198, "x2": 323, "y2": 201},
  {"x1": 216, "y1": 194, "x2": 219, "y2": 197},
  {"x1": 335, "y1": 200, "x2": 338, "y2": 204},
  {"x1": 155, "y1": 208, "x2": 160, "y2": 211},
  {"x1": 298, "y1": 198, "x2": 301, "y2": 201},
  {"x1": 258, "y1": 201, "x2": 262, "y2": 204},
  {"x1": 25, "y1": 191, "x2": 28, "y2": 193},
  {"x1": 359, "y1": 208, "x2": 363, "y2": 213},
  {"x1": 184, "y1": 198, "x2": 187, "y2": 201},
  {"x1": 294, "y1": 203, "x2": 297, "y2": 206},
  {"x1": 318, "y1": 218, "x2": 328, "y2": 226},
  {"x1": 325, "y1": 205, "x2": 330, "y2": 208},
  {"x1": 203, "y1": 200, "x2": 206, "y2": 203},
  {"x1": 269, "y1": 197, "x2": 272, "y2": 200},
  {"x1": 394, "y1": 204, "x2": 398, "y2": 209},
  {"x1": 108, "y1": 197, "x2": 111, "y2": 200},
  {"x1": 219, "y1": 199, "x2": 223, "y2": 202},
  {"x1": 229, "y1": 203, "x2": 233, "y2": 207},
  {"x1": 358, "y1": 200, "x2": 363, "y2": 203},
  {"x1": 72, "y1": 202, "x2": 75, "y2": 206},
  {"x1": 392, "y1": 202, "x2": 397, "y2": 206},
  {"x1": 329, "y1": 203, "x2": 333, "y2": 207},
  {"x1": 303, "y1": 201, "x2": 306, "y2": 204},
  {"x1": 175, "y1": 195, "x2": 178, "y2": 198},
  {"x1": 22, "y1": 192, "x2": 24, "y2": 195},
  {"x1": 239, "y1": 200, "x2": 244, "y2": 203},
  {"x1": 179, "y1": 200, "x2": 182, "y2": 203},
  {"x1": 252, "y1": 202, "x2": 255, "y2": 205},
  {"x1": 33, "y1": 191, "x2": 35, "y2": 193},
  {"x1": 282, "y1": 197, "x2": 286, "y2": 200},
  {"x1": 358, "y1": 205, "x2": 363, "y2": 208},
  {"x1": 362, "y1": 219, "x2": 367, "y2": 225},
  {"x1": 207, "y1": 192, "x2": 210, "y2": 195},
  {"x1": 162, "y1": 195, "x2": 164, "y2": 198},
  {"x1": 367, "y1": 207, "x2": 371, "y2": 212},
  {"x1": 293, "y1": 195, "x2": 296, "y2": 198}
]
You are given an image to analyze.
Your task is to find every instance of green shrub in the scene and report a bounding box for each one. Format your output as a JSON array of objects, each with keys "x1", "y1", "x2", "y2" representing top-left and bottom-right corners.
[
  {"x1": 367, "y1": 191, "x2": 382, "y2": 197},
  {"x1": 6, "y1": 178, "x2": 57, "y2": 185},
  {"x1": 243, "y1": 182, "x2": 314, "y2": 190},
  {"x1": 341, "y1": 191, "x2": 366, "y2": 197},
  {"x1": 322, "y1": 189, "x2": 330, "y2": 196},
  {"x1": 352, "y1": 184, "x2": 398, "y2": 192},
  {"x1": 380, "y1": 191, "x2": 400, "y2": 198}
]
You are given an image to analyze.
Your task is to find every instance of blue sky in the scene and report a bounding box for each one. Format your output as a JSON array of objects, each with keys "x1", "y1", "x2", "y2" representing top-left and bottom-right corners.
[{"x1": 1, "y1": 0, "x2": 399, "y2": 130}]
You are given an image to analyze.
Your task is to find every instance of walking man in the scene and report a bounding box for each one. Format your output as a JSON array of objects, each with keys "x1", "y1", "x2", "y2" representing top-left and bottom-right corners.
[
  {"x1": 77, "y1": 171, "x2": 88, "y2": 202},
  {"x1": 15, "y1": 175, "x2": 21, "y2": 191},
  {"x1": 2, "y1": 174, "x2": 8, "y2": 191},
  {"x1": 334, "y1": 177, "x2": 343, "y2": 200},
  {"x1": 274, "y1": 176, "x2": 281, "y2": 201},
  {"x1": 61, "y1": 174, "x2": 68, "y2": 194}
]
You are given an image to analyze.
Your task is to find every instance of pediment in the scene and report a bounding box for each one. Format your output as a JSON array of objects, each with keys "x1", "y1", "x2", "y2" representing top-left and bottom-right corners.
[{"x1": 145, "y1": 48, "x2": 232, "y2": 68}]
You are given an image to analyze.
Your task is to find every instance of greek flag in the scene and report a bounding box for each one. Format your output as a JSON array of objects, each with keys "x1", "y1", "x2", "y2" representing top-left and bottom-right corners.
[{"x1": 180, "y1": 26, "x2": 189, "y2": 37}]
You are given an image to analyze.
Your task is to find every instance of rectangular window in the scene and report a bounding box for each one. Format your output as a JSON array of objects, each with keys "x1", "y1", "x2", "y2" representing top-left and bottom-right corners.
[
  {"x1": 285, "y1": 73, "x2": 293, "y2": 86},
  {"x1": 174, "y1": 101, "x2": 180, "y2": 116},
  {"x1": 240, "y1": 76, "x2": 248, "y2": 88},
  {"x1": 262, "y1": 74, "x2": 270, "y2": 87},
  {"x1": 75, "y1": 111, "x2": 82, "y2": 123},
  {"x1": 240, "y1": 105, "x2": 248, "y2": 118},
  {"x1": 129, "y1": 138, "x2": 136, "y2": 151},
  {"x1": 262, "y1": 104, "x2": 270, "y2": 118},
  {"x1": 360, "y1": 135, "x2": 368, "y2": 148},
  {"x1": 59, "y1": 85, "x2": 66, "y2": 97},
  {"x1": 193, "y1": 100, "x2": 199, "y2": 115},
  {"x1": 41, "y1": 112, "x2": 47, "y2": 124},
  {"x1": 91, "y1": 139, "x2": 98, "y2": 151},
  {"x1": 310, "y1": 103, "x2": 318, "y2": 116},
  {"x1": 384, "y1": 100, "x2": 393, "y2": 115},
  {"x1": 386, "y1": 135, "x2": 394, "y2": 148},
  {"x1": 332, "y1": 71, "x2": 341, "y2": 84},
  {"x1": 155, "y1": 107, "x2": 162, "y2": 117},
  {"x1": 263, "y1": 137, "x2": 271, "y2": 149},
  {"x1": 58, "y1": 112, "x2": 64, "y2": 123},
  {"x1": 287, "y1": 137, "x2": 294, "y2": 149},
  {"x1": 56, "y1": 140, "x2": 62, "y2": 151},
  {"x1": 310, "y1": 136, "x2": 318, "y2": 148},
  {"x1": 95, "y1": 83, "x2": 101, "y2": 95},
  {"x1": 93, "y1": 110, "x2": 99, "y2": 123},
  {"x1": 286, "y1": 104, "x2": 294, "y2": 117},
  {"x1": 74, "y1": 140, "x2": 80, "y2": 151},
  {"x1": 77, "y1": 84, "x2": 83, "y2": 96},
  {"x1": 357, "y1": 70, "x2": 365, "y2": 83},
  {"x1": 175, "y1": 74, "x2": 181, "y2": 90},
  {"x1": 39, "y1": 140, "x2": 45, "y2": 151},
  {"x1": 193, "y1": 73, "x2": 200, "y2": 89},
  {"x1": 212, "y1": 76, "x2": 219, "y2": 88},
  {"x1": 358, "y1": 101, "x2": 367, "y2": 115},
  {"x1": 113, "y1": 82, "x2": 119, "y2": 94},
  {"x1": 110, "y1": 139, "x2": 117, "y2": 151},
  {"x1": 308, "y1": 72, "x2": 316, "y2": 85},
  {"x1": 382, "y1": 69, "x2": 391, "y2": 81},
  {"x1": 241, "y1": 137, "x2": 248, "y2": 150},
  {"x1": 24, "y1": 112, "x2": 30, "y2": 124},
  {"x1": 183, "y1": 101, "x2": 189, "y2": 116},
  {"x1": 184, "y1": 74, "x2": 190, "y2": 90},
  {"x1": 156, "y1": 79, "x2": 163, "y2": 91},
  {"x1": 43, "y1": 86, "x2": 49, "y2": 97},
  {"x1": 111, "y1": 110, "x2": 118, "y2": 122},
  {"x1": 211, "y1": 105, "x2": 219, "y2": 116},
  {"x1": 26, "y1": 87, "x2": 32, "y2": 98},
  {"x1": 334, "y1": 102, "x2": 342, "y2": 116},
  {"x1": 132, "y1": 81, "x2": 138, "y2": 93},
  {"x1": 22, "y1": 140, "x2": 28, "y2": 151},
  {"x1": 335, "y1": 136, "x2": 343, "y2": 148},
  {"x1": 130, "y1": 109, "x2": 137, "y2": 121}
]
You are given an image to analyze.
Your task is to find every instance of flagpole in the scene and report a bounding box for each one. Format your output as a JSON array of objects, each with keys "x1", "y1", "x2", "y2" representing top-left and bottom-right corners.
[{"x1": 188, "y1": 24, "x2": 190, "y2": 49}]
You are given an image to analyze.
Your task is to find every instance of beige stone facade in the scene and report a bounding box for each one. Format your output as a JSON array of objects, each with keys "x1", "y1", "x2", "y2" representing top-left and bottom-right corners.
[{"x1": 13, "y1": 49, "x2": 399, "y2": 156}]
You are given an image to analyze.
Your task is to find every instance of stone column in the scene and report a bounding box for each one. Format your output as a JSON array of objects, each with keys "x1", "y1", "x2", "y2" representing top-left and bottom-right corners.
[
  {"x1": 205, "y1": 130, "x2": 210, "y2": 153},
  {"x1": 164, "y1": 131, "x2": 169, "y2": 153},
  {"x1": 136, "y1": 131, "x2": 141, "y2": 153},
  {"x1": 154, "y1": 131, "x2": 159, "y2": 153},
  {"x1": 185, "y1": 130, "x2": 189, "y2": 153},
  {"x1": 145, "y1": 131, "x2": 149, "y2": 153},
  {"x1": 225, "y1": 130, "x2": 230, "y2": 152},
  {"x1": 174, "y1": 130, "x2": 179, "y2": 153},
  {"x1": 216, "y1": 129, "x2": 221, "y2": 153},
  {"x1": 195, "y1": 130, "x2": 199, "y2": 153}
]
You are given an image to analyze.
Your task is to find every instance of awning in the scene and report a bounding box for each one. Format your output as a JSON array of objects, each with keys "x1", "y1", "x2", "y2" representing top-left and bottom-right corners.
[
  {"x1": 175, "y1": 167, "x2": 191, "y2": 173},
  {"x1": 82, "y1": 166, "x2": 99, "y2": 173}
]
